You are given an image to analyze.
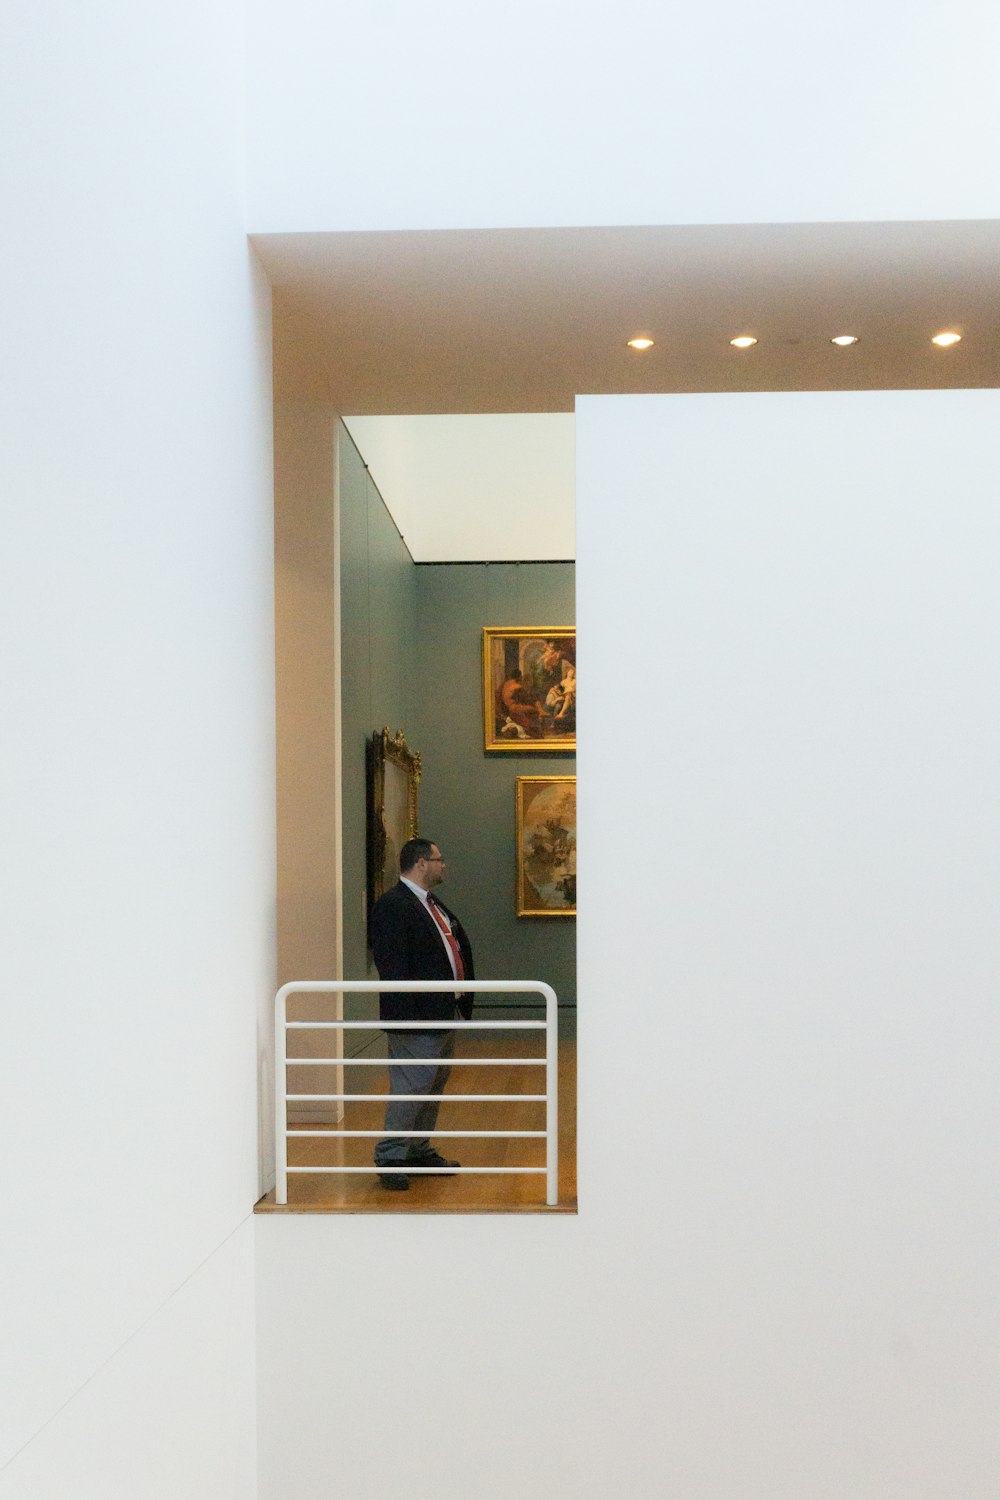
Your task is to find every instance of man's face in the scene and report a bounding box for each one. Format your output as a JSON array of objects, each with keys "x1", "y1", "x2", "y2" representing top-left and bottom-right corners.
[{"x1": 420, "y1": 844, "x2": 446, "y2": 889}]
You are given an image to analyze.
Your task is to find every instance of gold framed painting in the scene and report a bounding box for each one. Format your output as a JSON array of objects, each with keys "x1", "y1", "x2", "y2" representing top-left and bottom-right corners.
[
  {"x1": 367, "y1": 727, "x2": 421, "y2": 906},
  {"x1": 515, "y1": 776, "x2": 576, "y2": 917},
  {"x1": 482, "y1": 627, "x2": 576, "y2": 752}
]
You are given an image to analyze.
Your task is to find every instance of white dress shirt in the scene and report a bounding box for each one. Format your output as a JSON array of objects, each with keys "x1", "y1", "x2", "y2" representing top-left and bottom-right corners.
[{"x1": 400, "y1": 875, "x2": 458, "y2": 980}]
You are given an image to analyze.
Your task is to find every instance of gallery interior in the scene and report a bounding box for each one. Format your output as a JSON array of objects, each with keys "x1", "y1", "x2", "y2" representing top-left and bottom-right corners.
[
  {"x1": 267, "y1": 410, "x2": 578, "y2": 1212},
  {"x1": 5, "y1": 3, "x2": 1000, "y2": 1498}
]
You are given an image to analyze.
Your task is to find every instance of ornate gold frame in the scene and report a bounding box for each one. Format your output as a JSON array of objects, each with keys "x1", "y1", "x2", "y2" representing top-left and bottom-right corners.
[
  {"x1": 482, "y1": 627, "x2": 576, "y2": 752},
  {"x1": 515, "y1": 775, "x2": 577, "y2": 918},
  {"x1": 367, "y1": 727, "x2": 421, "y2": 906}
]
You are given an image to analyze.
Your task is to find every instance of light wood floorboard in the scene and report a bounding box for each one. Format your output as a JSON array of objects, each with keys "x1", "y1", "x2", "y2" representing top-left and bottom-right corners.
[{"x1": 256, "y1": 1035, "x2": 577, "y2": 1215}]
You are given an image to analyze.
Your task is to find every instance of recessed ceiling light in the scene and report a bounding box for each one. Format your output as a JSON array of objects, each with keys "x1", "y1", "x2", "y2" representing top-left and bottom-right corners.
[
  {"x1": 730, "y1": 336, "x2": 757, "y2": 349},
  {"x1": 931, "y1": 331, "x2": 961, "y2": 347},
  {"x1": 830, "y1": 334, "x2": 860, "y2": 346},
  {"x1": 627, "y1": 337, "x2": 655, "y2": 350}
]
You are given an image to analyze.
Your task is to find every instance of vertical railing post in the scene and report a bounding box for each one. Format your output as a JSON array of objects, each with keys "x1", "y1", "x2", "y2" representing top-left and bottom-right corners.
[
  {"x1": 274, "y1": 983, "x2": 288, "y2": 1206},
  {"x1": 543, "y1": 983, "x2": 559, "y2": 1206}
]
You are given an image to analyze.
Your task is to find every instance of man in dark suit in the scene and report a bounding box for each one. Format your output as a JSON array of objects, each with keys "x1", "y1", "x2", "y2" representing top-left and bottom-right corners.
[{"x1": 370, "y1": 837, "x2": 475, "y2": 1191}]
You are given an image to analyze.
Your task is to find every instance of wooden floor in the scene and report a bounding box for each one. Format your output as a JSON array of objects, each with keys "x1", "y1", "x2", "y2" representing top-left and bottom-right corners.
[{"x1": 256, "y1": 1035, "x2": 576, "y2": 1214}]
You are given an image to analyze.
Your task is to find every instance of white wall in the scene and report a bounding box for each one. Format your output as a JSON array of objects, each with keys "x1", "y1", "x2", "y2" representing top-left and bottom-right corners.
[
  {"x1": 247, "y1": 0, "x2": 1000, "y2": 231},
  {"x1": 341, "y1": 414, "x2": 575, "y2": 561},
  {"x1": 0, "y1": 1226, "x2": 257, "y2": 1500},
  {"x1": 256, "y1": 389, "x2": 1000, "y2": 1499},
  {"x1": 0, "y1": 1, "x2": 274, "y2": 1493}
]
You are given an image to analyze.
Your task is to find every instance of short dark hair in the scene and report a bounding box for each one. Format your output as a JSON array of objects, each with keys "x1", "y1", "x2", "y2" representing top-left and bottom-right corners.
[{"x1": 400, "y1": 837, "x2": 436, "y2": 873}]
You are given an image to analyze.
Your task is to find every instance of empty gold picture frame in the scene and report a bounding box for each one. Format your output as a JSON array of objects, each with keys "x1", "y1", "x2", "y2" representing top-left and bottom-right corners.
[
  {"x1": 515, "y1": 776, "x2": 576, "y2": 917},
  {"x1": 482, "y1": 627, "x2": 576, "y2": 752}
]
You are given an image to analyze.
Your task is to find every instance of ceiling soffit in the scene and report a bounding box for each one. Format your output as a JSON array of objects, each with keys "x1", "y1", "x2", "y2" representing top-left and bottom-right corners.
[{"x1": 253, "y1": 221, "x2": 1000, "y2": 414}]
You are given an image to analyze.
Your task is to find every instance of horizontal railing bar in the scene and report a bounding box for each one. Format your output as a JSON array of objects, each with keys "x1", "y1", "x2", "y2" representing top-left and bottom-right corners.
[
  {"x1": 286, "y1": 1093, "x2": 545, "y2": 1102},
  {"x1": 287, "y1": 1129, "x2": 546, "y2": 1138},
  {"x1": 285, "y1": 1020, "x2": 545, "y2": 1030},
  {"x1": 286, "y1": 1058, "x2": 546, "y2": 1066},
  {"x1": 286, "y1": 1166, "x2": 547, "y2": 1175},
  {"x1": 279, "y1": 980, "x2": 553, "y2": 993}
]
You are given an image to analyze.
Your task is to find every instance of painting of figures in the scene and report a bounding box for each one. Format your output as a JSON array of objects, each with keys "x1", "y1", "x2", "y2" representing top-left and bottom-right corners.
[
  {"x1": 483, "y1": 627, "x2": 576, "y2": 752},
  {"x1": 515, "y1": 776, "x2": 576, "y2": 917}
]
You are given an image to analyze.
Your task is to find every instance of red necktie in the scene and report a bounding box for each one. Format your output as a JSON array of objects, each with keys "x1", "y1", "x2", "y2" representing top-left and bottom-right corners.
[{"x1": 428, "y1": 897, "x2": 465, "y2": 980}]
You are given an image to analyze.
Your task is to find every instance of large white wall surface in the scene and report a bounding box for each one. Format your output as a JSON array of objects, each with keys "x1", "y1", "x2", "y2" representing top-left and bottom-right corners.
[
  {"x1": 257, "y1": 389, "x2": 1000, "y2": 1499},
  {"x1": 0, "y1": 1, "x2": 273, "y2": 1493},
  {"x1": 576, "y1": 390, "x2": 1000, "y2": 1495},
  {"x1": 341, "y1": 414, "x2": 576, "y2": 561},
  {"x1": 0, "y1": 1226, "x2": 256, "y2": 1500},
  {"x1": 247, "y1": 0, "x2": 1000, "y2": 231}
]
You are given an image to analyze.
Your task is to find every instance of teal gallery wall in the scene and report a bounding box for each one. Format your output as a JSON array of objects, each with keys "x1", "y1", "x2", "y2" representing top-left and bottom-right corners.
[
  {"x1": 339, "y1": 425, "x2": 417, "y2": 991},
  {"x1": 410, "y1": 562, "x2": 576, "y2": 1013},
  {"x1": 338, "y1": 423, "x2": 576, "y2": 1049}
]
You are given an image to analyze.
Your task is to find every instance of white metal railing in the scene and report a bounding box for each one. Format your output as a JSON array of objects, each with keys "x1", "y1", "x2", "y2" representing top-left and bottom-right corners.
[{"x1": 274, "y1": 980, "x2": 559, "y2": 1206}]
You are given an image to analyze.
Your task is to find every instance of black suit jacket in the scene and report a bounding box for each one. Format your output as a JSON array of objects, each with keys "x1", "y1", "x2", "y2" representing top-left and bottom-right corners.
[{"x1": 370, "y1": 881, "x2": 475, "y2": 1027}]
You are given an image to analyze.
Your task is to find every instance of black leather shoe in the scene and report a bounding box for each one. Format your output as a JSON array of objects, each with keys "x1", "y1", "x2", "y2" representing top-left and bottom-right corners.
[
  {"x1": 378, "y1": 1172, "x2": 410, "y2": 1191},
  {"x1": 406, "y1": 1150, "x2": 460, "y2": 1174}
]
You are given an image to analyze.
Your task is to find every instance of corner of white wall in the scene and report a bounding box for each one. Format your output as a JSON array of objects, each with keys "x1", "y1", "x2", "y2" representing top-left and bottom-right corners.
[{"x1": 1, "y1": 1, "x2": 275, "y2": 1492}]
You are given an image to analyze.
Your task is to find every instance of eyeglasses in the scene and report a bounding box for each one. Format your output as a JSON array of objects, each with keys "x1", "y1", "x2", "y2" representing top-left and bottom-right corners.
[{"x1": 424, "y1": 855, "x2": 445, "y2": 863}]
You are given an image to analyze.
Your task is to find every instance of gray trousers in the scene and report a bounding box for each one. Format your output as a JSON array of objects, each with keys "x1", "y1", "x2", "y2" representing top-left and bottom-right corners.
[{"x1": 374, "y1": 1028, "x2": 455, "y2": 1166}]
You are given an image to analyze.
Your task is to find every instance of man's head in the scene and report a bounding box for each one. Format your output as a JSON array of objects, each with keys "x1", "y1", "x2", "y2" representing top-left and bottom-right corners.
[{"x1": 399, "y1": 837, "x2": 446, "y2": 891}]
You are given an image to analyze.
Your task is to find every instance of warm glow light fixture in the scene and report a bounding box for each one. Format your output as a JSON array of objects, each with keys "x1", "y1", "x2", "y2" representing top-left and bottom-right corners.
[
  {"x1": 730, "y1": 336, "x2": 757, "y2": 349},
  {"x1": 627, "y1": 336, "x2": 655, "y2": 350},
  {"x1": 831, "y1": 334, "x2": 860, "y2": 346},
  {"x1": 931, "y1": 331, "x2": 961, "y2": 347}
]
